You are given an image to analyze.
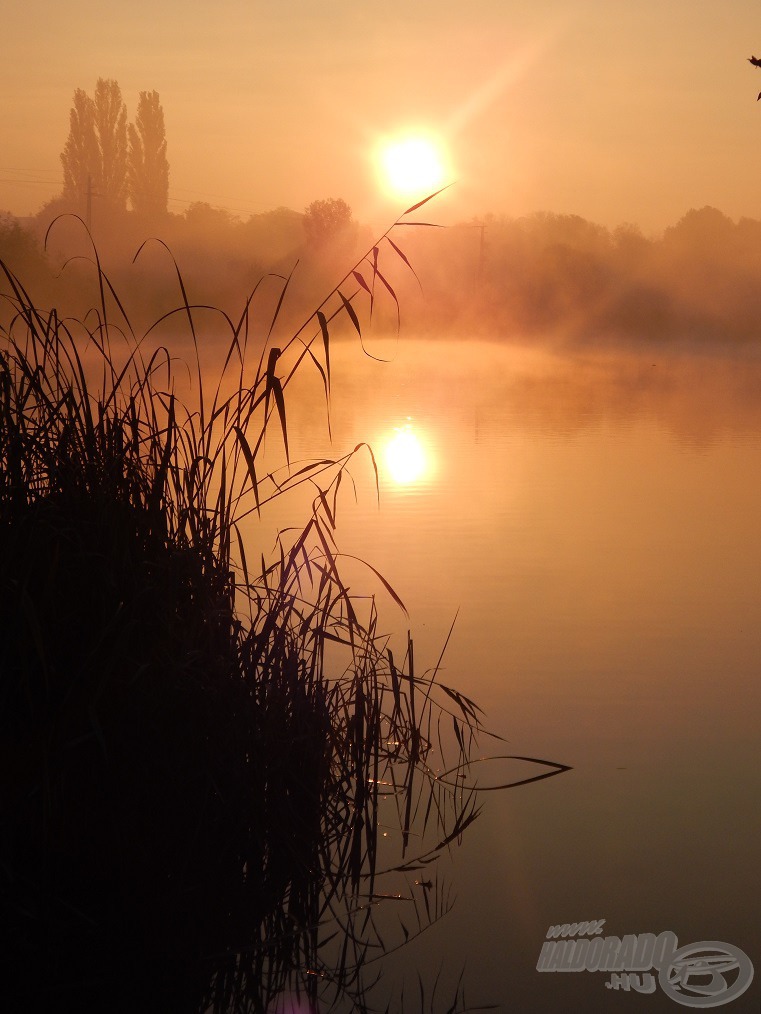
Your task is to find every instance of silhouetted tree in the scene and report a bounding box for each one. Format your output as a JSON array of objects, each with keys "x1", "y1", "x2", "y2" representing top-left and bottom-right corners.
[
  {"x1": 60, "y1": 79, "x2": 128, "y2": 214},
  {"x1": 184, "y1": 201, "x2": 234, "y2": 231},
  {"x1": 240, "y1": 207, "x2": 304, "y2": 262},
  {"x1": 664, "y1": 206, "x2": 735, "y2": 254},
  {"x1": 128, "y1": 91, "x2": 169, "y2": 218},
  {"x1": 60, "y1": 88, "x2": 98, "y2": 207},
  {"x1": 0, "y1": 214, "x2": 47, "y2": 280},
  {"x1": 748, "y1": 54, "x2": 761, "y2": 99},
  {"x1": 93, "y1": 79, "x2": 128, "y2": 209},
  {"x1": 303, "y1": 198, "x2": 353, "y2": 246}
]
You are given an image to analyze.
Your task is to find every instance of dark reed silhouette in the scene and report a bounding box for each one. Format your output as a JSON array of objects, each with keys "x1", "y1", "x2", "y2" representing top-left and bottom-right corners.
[{"x1": 0, "y1": 198, "x2": 569, "y2": 1013}]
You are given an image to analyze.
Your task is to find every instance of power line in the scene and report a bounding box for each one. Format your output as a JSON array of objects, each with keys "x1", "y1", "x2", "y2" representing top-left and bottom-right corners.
[
  {"x1": 0, "y1": 169, "x2": 64, "y2": 188},
  {"x1": 0, "y1": 166, "x2": 60, "y2": 174},
  {"x1": 167, "y1": 186, "x2": 279, "y2": 218},
  {"x1": 167, "y1": 195, "x2": 276, "y2": 218},
  {"x1": 0, "y1": 167, "x2": 292, "y2": 219},
  {"x1": 170, "y1": 184, "x2": 272, "y2": 206}
]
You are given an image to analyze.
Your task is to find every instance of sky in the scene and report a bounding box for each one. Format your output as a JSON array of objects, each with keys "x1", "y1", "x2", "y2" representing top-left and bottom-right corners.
[{"x1": 2, "y1": 0, "x2": 761, "y2": 234}]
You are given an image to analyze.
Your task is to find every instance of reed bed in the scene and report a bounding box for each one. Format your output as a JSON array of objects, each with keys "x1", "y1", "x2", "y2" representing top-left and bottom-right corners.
[{"x1": 0, "y1": 200, "x2": 568, "y2": 1013}]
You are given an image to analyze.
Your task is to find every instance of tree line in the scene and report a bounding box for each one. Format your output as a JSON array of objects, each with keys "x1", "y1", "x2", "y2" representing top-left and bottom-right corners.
[
  {"x1": 60, "y1": 78, "x2": 169, "y2": 219},
  {"x1": 376, "y1": 205, "x2": 761, "y2": 346}
]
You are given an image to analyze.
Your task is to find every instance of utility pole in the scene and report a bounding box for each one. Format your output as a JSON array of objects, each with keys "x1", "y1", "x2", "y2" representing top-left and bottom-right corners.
[
  {"x1": 86, "y1": 173, "x2": 92, "y2": 232},
  {"x1": 453, "y1": 221, "x2": 488, "y2": 284}
]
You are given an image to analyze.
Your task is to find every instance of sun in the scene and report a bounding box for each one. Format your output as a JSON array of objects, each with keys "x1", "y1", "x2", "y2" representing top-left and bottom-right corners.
[{"x1": 379, "y1": 137, "x2": 446, "y2": 199}]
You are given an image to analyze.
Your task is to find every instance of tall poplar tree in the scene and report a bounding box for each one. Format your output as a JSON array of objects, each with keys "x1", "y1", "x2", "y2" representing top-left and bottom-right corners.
[
  {"x1": 60, "y1": 79, "x2": 128, "y2": 213},
  {"x1": 127, "y1": 91, "x2": 169, "y2": 217},
  {"x1": 92, "y1": 78, "x2": 128, "y2": 209},
  {"x1": 60, "y1": 88, "x2": 98, "y2": 204}
]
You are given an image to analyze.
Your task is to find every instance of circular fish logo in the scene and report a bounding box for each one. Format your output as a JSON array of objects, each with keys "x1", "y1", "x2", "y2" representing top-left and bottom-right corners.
[{"x1": 658, "y1": 941, "x2": 754, "y2": 1008}]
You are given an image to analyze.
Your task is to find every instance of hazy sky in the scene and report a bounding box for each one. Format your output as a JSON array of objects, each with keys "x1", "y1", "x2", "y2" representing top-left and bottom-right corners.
[{"x1": 2, "y1": 0, "x2": 761, "y2": 233}]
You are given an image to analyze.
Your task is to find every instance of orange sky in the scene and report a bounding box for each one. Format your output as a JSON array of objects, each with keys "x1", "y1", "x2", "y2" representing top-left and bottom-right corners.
[{"x1": 2, "y1": 0, "x2": 760, "y2": 233}]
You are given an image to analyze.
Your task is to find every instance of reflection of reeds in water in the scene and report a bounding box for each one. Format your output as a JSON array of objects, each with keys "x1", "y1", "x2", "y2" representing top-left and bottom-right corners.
[{"x1": 0, "y1": 209, "x2": 568, "y2": 1012}]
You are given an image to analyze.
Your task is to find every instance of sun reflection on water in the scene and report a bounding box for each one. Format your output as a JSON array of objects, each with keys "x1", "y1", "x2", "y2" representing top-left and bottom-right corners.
[{"x1": 382, "y1": 420, "x2": 432, "y2": 486}]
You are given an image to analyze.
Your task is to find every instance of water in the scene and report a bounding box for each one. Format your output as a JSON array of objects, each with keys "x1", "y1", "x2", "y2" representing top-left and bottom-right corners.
[{"x1": 267, "y1": 337, "x2": 761, "y2": 1012}]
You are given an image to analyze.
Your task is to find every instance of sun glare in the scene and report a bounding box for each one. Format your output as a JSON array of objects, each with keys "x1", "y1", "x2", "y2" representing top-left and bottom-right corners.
[
  {"x1": 380, "y1": 137, "x2": 446, "y2": 199},
  {"x1": 383, "y1": 422, "x2": 430, "y2": 485}
]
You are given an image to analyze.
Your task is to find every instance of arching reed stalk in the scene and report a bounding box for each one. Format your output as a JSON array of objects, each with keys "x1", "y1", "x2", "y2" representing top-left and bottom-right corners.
[{"x1": 0, "y1": 196, "x2": 569, "y2": 1013}]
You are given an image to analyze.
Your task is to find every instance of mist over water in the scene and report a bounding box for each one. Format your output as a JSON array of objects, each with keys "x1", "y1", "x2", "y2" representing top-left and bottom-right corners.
[{"x1": 259, "y1": 337, "x2": 761, "y2": 1011}]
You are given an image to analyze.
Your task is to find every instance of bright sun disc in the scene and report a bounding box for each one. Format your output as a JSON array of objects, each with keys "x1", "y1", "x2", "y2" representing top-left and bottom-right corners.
[
  {"x1": 384, "y1": 424, "x2": 428, "y2": 485},
  {"x1": 380, "y1": 138, "x2": 445, "y2": 198}
]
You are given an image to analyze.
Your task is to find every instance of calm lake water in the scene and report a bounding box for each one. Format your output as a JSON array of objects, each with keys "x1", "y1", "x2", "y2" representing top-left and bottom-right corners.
[{"x1": 254, "y1": 337, "x2": 761, "y2": 1013}]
